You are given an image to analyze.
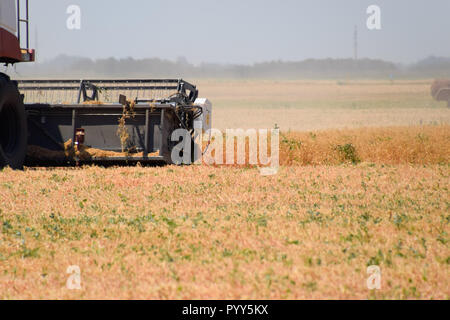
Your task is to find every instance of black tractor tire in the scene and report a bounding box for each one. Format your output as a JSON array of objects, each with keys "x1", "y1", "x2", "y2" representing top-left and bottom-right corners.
[{"x1": 0, "y1": 73, "x2": 27, "y2": 170}]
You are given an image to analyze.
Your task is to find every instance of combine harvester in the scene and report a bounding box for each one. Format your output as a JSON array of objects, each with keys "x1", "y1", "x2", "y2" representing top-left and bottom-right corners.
[{"x1": 0, "y1": 0, "x2": 211, "y2": 169}]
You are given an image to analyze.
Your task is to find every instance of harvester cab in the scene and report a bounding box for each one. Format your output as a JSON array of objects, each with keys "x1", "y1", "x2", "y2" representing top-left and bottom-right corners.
[
  {"x1": 0, "y1": 0, "x2": 212, "y2": 169},
  {"x1": 0, "y1": 0, "x2": 34, "y2": 169},
  {"x1": 0, "y1": 0, "x2": 35, "y2": 64}
]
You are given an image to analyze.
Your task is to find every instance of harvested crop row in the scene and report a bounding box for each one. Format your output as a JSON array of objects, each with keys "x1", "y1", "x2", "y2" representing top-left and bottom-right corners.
[
  {"x1": 24, "y1": 125, "x2": 449, "y2": 166},
  {"x1": 279, "y1": 125, "x2": 449, "y2": 165},
  {"x1": 0, "y1": 164, "x2": 448, "y2": 299},
  {"x1": 27, "y1": 139, "x2": 159, "y2": 162}
]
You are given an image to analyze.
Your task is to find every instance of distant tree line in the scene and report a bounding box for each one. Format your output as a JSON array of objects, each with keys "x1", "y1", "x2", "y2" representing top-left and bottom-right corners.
[{"x1": 9, "y1": 55, "x2": 450, "y2": 79}]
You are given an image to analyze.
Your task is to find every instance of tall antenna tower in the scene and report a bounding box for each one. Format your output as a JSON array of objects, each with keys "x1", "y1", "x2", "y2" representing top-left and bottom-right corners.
[{"x1": 353, "y1": 25, "x2": 358, "y2": 60}]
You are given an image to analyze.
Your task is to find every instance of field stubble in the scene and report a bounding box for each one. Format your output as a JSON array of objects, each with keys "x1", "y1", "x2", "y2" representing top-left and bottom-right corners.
[{"x1": 0, "y1": 80, "x2": 448, "y2": 299}]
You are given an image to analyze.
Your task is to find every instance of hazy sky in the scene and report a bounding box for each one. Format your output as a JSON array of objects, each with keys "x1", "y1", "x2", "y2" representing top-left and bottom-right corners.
[{"x1": 25, "y1": 0, "x2": 450, "y2": 64}]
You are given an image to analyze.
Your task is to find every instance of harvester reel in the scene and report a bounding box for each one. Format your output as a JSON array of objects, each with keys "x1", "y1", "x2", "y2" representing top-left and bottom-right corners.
[{"x1": 0, "y1": 73, "x2": 28, "y2": 169}]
